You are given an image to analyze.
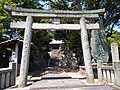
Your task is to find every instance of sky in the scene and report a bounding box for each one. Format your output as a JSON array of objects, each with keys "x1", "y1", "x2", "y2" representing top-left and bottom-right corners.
[
  {"x1": 114, "y1": 26, "x2": 120, "y2": 32},
  {"x1": 38, "y1": 0, "x2": 50, "y2": 10}
]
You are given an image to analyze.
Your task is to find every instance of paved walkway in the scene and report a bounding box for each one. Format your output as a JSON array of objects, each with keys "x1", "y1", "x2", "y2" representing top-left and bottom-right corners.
[
  {"x1": 6, "y1": 67, "x2": 120, "y2": 90},
  {"x1": 30, "y1": 72, "x2": 119, "y2": 90}
]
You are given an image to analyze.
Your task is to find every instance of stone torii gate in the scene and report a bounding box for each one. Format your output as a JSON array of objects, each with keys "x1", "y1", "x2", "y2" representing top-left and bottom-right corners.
[{"x1": 4, "y1": 5, "x2": 105, "y2": 87}]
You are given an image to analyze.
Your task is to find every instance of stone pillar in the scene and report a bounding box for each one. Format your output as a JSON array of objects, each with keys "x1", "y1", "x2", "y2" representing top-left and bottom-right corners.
[
  {"x1": 114, "y1": 62, "x2": 120, "y2": 86},
  {"x1": 6, "y1": 72, "x2": 10, "y2": 87},
  {"x1": 103, "y1": 70, "x2": 107, "y2": 82},
  {"x1": 111, "y1": 43, "x2": 119, "y2": 62},
  {"x1": 106, "y1": 69, "x2": 111, "y2": 83},
  {"x1": 0, "y1": 73, "x2": 5, "y2": 89},
  {"x1": 15, "y1": 42, "x2": 19, "y2": 63},
  {"x1": 9, "y1": 62, "x2": 16, "y2": 86},
  {"x1": 80, "y1": 17, "x2": 94, "y2": 83},
  {"x1": 111, "y1": 70, "x2": 115, "y2": 84},
  {"x1": 97, "y1": 60, "x2": 103, "y2": 82},
  {"x1": 19, "y1": 16, "x2": 33, "y2": 87},
  {"x1": 15, "y1": 42, "x2": 19, "y2": 76}
]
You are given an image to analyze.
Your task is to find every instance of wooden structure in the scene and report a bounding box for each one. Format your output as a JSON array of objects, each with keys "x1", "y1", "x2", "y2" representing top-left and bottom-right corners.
[
  {"x1": 4, "y1": 5, "x2": 105, "y2": 87},
  {"x1": 0, "y1": 39, "x2": 37, "y2": 50},
  {"x1": 0, "y1": 39, "x2": 38, "y2": 75}
]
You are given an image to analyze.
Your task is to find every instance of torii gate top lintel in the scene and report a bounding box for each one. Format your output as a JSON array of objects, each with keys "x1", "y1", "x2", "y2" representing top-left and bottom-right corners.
[
  {"x1": 4, "y1": 5, "x2": 105, "y2": 19},
  {"x1": 4, "y1": 5, "x2": 105, "y2": 30}
]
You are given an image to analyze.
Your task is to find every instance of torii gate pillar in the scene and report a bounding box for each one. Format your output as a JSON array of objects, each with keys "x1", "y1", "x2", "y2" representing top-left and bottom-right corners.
[
  {"x1": 80, "y1": 17, "x2": 94, "y2": 83},
  {"x1": 19, "y1": 16, "x2": 33, "y2": 87}
]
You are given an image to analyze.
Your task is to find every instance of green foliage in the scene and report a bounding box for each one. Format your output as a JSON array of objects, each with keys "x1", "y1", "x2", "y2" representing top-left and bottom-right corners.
[
  {"x1": 46, "y1": 0, "x2": 120, "y2": 33},
  {"x1": 14, "y1": 0, "x2": 38, "y2": 8},
  {"x1": 107, "y1": 31, "x2": 120, "y2": 50},
  {"x1": 54, "y1": 30, "x2": 82, "y2": 59},
  {"x1": 0, "y1": 30, "x2": 3, "y2": 42},
  {"x1": 0, "y1": 0, "x2": 16, "y2": 30},
  {"x1": 47, "y1": 0, "x2": 74, "y2": 10},
  {"x1": 32, "y1": 30, "x2": 52, "y2": 51},
  {"x1": 83, "y1": 0, "x2": 120, "y2": 33},
  {"x1": 0, "y1": 30, "x2": 8, "y2": 41},
  {"x1": 0, "y1": 0, "x2": 52, "y2": 68}
]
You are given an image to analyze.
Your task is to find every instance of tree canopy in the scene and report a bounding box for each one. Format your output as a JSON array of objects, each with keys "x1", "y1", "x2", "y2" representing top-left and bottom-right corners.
[
  {"x1": 107, "y1": 31, "x2": 120, "y2": 50},
  {"x1": 0, "y1": 0, "x2": 53, "y2": 68},
  {"x1": 39, "y1": 0, "x2": 120, "y2": 33},
  {"x1": 38, "y1": 0, "x2": 120, "y2": 63}
]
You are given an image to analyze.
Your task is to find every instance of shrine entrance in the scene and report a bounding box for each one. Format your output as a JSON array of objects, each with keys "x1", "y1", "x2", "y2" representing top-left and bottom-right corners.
[{"x1": 4, "y1": 5, "x2": 105, "y2": 87}]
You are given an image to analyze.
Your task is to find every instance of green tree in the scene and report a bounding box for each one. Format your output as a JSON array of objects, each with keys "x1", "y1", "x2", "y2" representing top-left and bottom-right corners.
[
  {"x1": 0, "y1": 0, "x2": 16, "y2": 33},
  {"x1": 42, "y1": 0, "x2": 84, "y2": 69},
  {"x1": 13, "y1": 0, "x2": 39, "y2": 8},
  {"x1": 38, "y1": 0, "x2": 120, "y2": 64},
  {"x1": 0, "y1": 0, "x2": 52, "y2": 68},
  {"x1": 0, "y1": 0, "x2": 16, "y2": 67},
  {"x1": 43, "y1": 0, "x2": 120, "y2": 34},
  {"x1": 107, "y1": 31, "x2": 120, "y2": 51},
  {"x1": 76, "y1": 0, "x2": 120, "y2": 35}
]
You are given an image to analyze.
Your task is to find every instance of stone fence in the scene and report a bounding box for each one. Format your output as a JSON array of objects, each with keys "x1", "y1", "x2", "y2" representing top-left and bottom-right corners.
[
  {"x1": 97, "y1": 42, "x2": 120, "y2": 86},
  {"x1": 0, "y1": 62, "x2": 16, "y2": 89},
  {"x1": 97, "y1": 61, "x2": 114, "y2": 83},
  {"x1": 97, "y1": 61, "x2": 120, "y2": 87}
]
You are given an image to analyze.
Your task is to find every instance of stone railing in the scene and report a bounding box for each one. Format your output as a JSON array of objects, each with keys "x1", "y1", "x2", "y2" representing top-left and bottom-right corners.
[
  {"x1": 97, "y1": 42, "x2": 120, "y2": 87},
  {"x1": 0, "y1": 62, "x2": 16, "y2": 89},
  {"x1": 97, "y1": 61, "x2": 120, "y2": 87},
  {"x1": 101, "y1": 65, "x2": 115, "y2": 84}
]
